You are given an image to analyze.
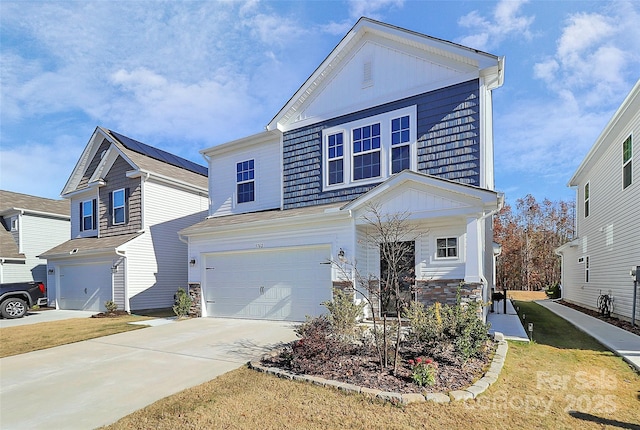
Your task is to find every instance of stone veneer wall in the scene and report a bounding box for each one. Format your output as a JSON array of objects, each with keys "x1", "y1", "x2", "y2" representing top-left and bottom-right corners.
[
  {"x1": 188, "y1": 283, "x2": 202, "y2": 317},
  {"x1": 414, "y1": 280, "x2": 483, "y2": 307}
]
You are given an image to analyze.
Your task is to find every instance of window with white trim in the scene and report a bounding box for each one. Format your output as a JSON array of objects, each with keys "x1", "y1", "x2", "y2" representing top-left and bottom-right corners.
[
  {"x1": 323, "y1": 106, "x2": 416, "y2": 190},
  {"x1": 585, "y1": 255, "x2": 590, "y2": 282},
  {"x1": 436, "y1": 237, "x2": 458, "y2": 259},
  {"x1": 10, "y1": 216, "x2": 18, "y2": 231},
  {"x1": 327, "y1": 132, "x2": 344, "y2": 185},
  {"x1": 584, "y1": 182, "x2": 590, "y2": 218},
  {"x1": 112, "y1": 189, "x2": 126, "y2": 225},
  {"x1": 80, "y1": 199, "x2": 95, "y2": 231},
  {"x1": 623, "y1": 135, "x2": 632, "y2": 189},
  {"x1": 237, "y1": 159, "x2": 255, "y2": 204}
]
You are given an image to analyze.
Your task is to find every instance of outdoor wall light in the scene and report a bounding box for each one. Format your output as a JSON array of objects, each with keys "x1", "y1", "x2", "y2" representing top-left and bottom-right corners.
[
  {"x1": 338, "y1": 248, "x2": 346, "y2": 262},
  {"x1": 111, "y1": 265, "x2": 118, "y2": 274},
  {"x1": 48, "y1": 268, "x2": 55, "y2": 275},
  {"x1": 189, "y1": 258, "x2": 197, "y2": 267}
]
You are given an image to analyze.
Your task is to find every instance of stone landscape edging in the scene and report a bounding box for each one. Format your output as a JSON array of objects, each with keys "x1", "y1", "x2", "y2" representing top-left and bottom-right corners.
[{"x1": 248, "y1": 332, "x2": 509, "y2": 405}]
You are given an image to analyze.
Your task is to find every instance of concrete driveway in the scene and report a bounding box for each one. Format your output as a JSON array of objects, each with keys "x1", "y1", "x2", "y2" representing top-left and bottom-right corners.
[
  {"x1": 0, "y1": 318, "x2": 297, "y2": 430},
  {"x1": 0, "y1": 309, "x2": 97, "y2": 328}
]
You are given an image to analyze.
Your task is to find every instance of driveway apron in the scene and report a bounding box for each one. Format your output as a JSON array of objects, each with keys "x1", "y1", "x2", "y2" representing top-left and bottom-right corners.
[{"x1": 0, "y1": 318, "x2": 297, "y2": 430}]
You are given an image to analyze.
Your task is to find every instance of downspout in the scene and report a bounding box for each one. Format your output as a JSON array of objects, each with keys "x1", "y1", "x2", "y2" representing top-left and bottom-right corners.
[{"x1": 114, "y1": 249, "x2": 128, "y2": 312}]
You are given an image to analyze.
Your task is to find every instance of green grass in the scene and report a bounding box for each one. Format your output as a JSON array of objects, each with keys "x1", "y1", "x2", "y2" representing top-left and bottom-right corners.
[
  {"x1": 101, "y1": 302, "x2": 640, "y2": 430},
  {"x1": 0, "y1": 315, "x2": 152, "y2": 358}
]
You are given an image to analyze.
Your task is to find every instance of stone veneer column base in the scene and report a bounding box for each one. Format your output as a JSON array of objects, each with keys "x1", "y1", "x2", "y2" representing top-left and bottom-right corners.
[{"x1": 188, "y1": 283, "x2": 202, "y2": 317}]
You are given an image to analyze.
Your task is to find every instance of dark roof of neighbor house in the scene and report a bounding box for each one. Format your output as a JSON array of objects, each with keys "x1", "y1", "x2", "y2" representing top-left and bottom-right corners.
[
  {"x1": 102, "y1": 129, "x2": 208, "y2": 190},
  {"x1": 0, "y1": 228, "x2": 25, "y2": 260},
  {"x1": 39, "y1": 233, "x2": 142, "y2": 258},
  {"x1": 109, "y1": 130, "x2": 208, "y2": 176},
  {"x1": 0, "y1": 190, "x2": 71, "y2": 217}
]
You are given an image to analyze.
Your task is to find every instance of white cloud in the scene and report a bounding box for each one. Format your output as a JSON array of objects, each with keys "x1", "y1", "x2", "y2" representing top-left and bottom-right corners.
[
  {"x1": 457, "y1": 0, "x2": 534, "y2": 51},
  {"x1": 533, "y1": 2, "x2": 640, "y2": 109},
  {"x1": 0, "y1": 135, "x2": 86, "y2": 199},
  {"x1": 347, "y1": 0, "x2": 404, "y2": 21}
]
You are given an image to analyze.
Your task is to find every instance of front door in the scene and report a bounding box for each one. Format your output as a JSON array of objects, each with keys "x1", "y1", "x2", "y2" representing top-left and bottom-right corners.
[{"x1": 380, "y1": 241, "x2": 415, "y2": 316}]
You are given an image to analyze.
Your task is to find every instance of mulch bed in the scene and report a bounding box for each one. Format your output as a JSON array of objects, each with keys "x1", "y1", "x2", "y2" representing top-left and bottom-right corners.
[
  {"x1": 90, "y1": 310, "x2": 130, "y2": 318},
  {"x1": 558, "y1": 300, "x2": 640, "y2": 336},
  {"x1": 262, "y1": 341, "x2": 495, "y2": 394}
]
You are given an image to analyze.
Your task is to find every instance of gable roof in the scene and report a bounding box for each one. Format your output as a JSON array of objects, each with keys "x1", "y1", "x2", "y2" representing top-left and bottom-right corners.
[
  {"x1": 0, "y1": 190, "x2": 70, "y2": 218},
  {"x1": 61, "y1": 127, "x2": 208, "y2": 196},
  {"x1": 267, "y1": 17, "x2": 504, "y2": 132},
  {"x1": 568, "y1": 79, "x2": 640, "y2": 186}
]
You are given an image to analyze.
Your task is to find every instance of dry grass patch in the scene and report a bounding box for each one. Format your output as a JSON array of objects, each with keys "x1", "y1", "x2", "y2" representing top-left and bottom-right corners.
[
  {"x1": 102, "y1": 303, "x2": 639, "y2": 430},
  {"x1": 0, "y1": 315, "x2": 150, "y2": 358},
  {"x1": 507, "y1": 290, "x2": 548, "y2": 301}
]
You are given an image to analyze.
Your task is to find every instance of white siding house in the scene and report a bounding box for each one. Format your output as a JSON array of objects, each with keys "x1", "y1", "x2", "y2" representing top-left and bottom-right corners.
[
  {"x1": 41, "y1": 127, "x2": 208, "y2": 312},
  {"x1": 180, "y1": 18, "x2": 504, "y2": 322},
  {"x1": 557, "y1": 80, "x2": 639, "y2": 322},
  {"x1": 0, "y1": 190, "x2": 70, "y2": 303}
]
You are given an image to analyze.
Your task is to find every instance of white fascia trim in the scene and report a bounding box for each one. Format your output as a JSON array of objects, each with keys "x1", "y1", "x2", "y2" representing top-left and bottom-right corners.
[
  {"x1": 569, "y1": 79, "x2": 639, "y2": 186},
  {"x1": 126, "y1": 169, "x2": 208, "y2": 194},
  {"x1": 62, "y1": 182, "x2": 102, "y2": 199},
  {"x1": 200, "y1": 130, "x2": 281, "y2": 157},
  {"x1": 2, "y1": 208, "x2": 70, "y2": 221},
  {"x1": 88, "y1": 145, "x2": 135, "y2": 184}
]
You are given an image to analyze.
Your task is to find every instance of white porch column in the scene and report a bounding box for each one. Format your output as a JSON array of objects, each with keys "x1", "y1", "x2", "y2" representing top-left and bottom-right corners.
[{"x1": 465, "y1": 216, "x2": 482, "y2": 283}]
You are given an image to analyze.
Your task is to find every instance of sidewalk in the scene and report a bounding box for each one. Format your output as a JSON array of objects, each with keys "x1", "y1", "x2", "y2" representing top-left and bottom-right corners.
[
  {"x1": 487, "y1": 299, "x2": 529, "y2": 342},
  {"x1": 537, "y1": 300, "x2": 640, "y2": 372}
]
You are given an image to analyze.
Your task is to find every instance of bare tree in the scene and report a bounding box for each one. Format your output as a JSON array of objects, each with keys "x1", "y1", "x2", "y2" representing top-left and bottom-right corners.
[{"x1": 332, "y1": 203, "x2": 420, "y2": 374}]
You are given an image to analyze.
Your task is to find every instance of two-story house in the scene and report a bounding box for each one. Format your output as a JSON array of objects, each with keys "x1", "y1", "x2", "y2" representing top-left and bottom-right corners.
[
  {"x1": 40, "y1": 127, "x2": 208, "y2": 312},
  {"x1": 556, "y1": 79, "x2": 639, "y2": 322},
  {"x1": 180, "y1": 18, "x2": 505, "y2": 322},
  {"x1": 0, "y1": 190, "x2": 70, "y2": 304}
]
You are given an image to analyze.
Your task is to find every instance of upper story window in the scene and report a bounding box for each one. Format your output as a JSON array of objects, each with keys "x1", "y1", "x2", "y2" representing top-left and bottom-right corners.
[
  {"x1": 327, "y1": 132, "x2": 344, "y2": 185},
  {"x1": 237, "y1": 159, "x2": 255, "y2": 204},
  {"x1": 623, "y1": 135, "x2": 632, "y2": 189},
  {"x1": 323, "y1": 105, "x2": 416, "y2": 191},
  {"x1": 436, "y1": 237, "x2": 458, "y2": 259},
  {"x1": 391, "y1": 115, "x2": 411, "y2": 173},
  {"x1": 112, "y1": 189, "x2": 126, "y2": 225},
  {"x1": 353, "y1": 123, "x2": 381, "y2": 180},
  {"x1": 10, "y1": 216, "x2": 18, "y2": 231},
  {"x1": 584, "y1": 182, "x2": 590, "y2": 218},
  {"x1": 80, "y1": 199, "x2": 96, "y2": 231}
]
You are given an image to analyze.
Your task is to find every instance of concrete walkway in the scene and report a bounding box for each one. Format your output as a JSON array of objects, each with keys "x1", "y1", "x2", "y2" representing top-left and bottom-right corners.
[
  {"x1": 487, "y1": 299, "x2": 529, "y2": 342},
  {"x1": 0, "y1": 318, "x2": 297, "y2": 430},
  {"x1": 537, "y1": 300, "x2": 640, "y2": 372}
]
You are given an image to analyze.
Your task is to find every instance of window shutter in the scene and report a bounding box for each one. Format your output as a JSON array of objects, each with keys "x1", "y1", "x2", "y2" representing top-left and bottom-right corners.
[
  {"x1": 124, "y1": 188, "x2": 130, "y2": 224},
  {"x1": 92, "y1": 199, "x2": 97, "y2": 230},
  {"x1": 79, "y1": 202, "x2": 84, "y2": 231},
  {"x1": 108, "y1": 192, "x2": 113, "y2": 226}
]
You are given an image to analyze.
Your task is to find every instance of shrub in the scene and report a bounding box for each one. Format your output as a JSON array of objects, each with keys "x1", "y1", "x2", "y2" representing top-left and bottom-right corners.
[
  {"x1": 408, "y1": 357, "x2": 437, "y2": 387},
  {"x1": 173, "y1": 287, "x2": 192, "y2": 318},
  {"x1": 546, "y1": 283, "x2": 561, "y2": 299},
  {"x1": 322, "y1": 288, "x2": 365, "y2": 339},
  {"x1": 105, "y1": 300, "x2": 118, "y2": 313},
  {"x1": 404, "y1": 289, "x2": 490, "y2": 362},
  {"x1": 290, "y1": 315, "x2": 345, "y2": 373}
]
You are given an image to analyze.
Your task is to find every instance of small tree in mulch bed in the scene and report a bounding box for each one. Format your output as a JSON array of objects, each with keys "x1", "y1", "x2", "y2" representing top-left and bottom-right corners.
[{"x1": 173, "y1": 287, "x2": 192, "y2": 318}]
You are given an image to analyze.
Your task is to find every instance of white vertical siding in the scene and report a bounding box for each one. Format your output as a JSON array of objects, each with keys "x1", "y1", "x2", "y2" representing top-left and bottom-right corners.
[
  {"x1": 564, "y1": 97, "x2": 639, "y2": 321},
  {"x1": 208, "y1": 139, "x2": 281, "y2": 217},
  {"x1": 126, "y1": 180, "x2": 208, "y2": 310}
]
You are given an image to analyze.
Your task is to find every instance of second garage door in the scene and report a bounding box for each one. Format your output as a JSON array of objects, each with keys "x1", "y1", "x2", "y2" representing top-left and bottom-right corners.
[
  {"x1": 59, "y1": 263, "x2": 112, "y2": 311},
  {"x1": 204, "y1": 245, "x2": 332, "y2": 321}
]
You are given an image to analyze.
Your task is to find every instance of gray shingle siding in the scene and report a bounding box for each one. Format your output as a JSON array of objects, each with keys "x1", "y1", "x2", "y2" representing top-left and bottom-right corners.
[{"x1": 282, "y1": 80, "x2": 480, "y2": 209}]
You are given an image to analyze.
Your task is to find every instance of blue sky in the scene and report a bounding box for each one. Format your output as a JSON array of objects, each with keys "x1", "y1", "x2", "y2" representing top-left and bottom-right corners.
[{"x1": 1, "y1": 0, "x2": 638, "y2": 206}]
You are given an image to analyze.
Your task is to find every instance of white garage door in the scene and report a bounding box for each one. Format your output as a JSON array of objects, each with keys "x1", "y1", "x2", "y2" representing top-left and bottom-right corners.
[
  {"x1": 59, "y1": 263, "x2": 112, "y2": 311},
  {"x1": 204, "y1": 245, "x2": 332, "y2": 321}
]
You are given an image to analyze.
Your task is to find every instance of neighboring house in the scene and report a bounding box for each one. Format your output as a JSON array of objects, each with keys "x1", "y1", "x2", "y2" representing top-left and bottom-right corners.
[
  {"x1": 556, "y1": 80, "x2": 639, "y2": 322},
  {"x1": 180, "y1": 18, "x2": 505, "y2": 322},
  {"x1": 40, "y1": 127, "x2": 208, "y2": 312},
  {"x1": 0, "y1": 190, "x2": 70, "y2": 304}
]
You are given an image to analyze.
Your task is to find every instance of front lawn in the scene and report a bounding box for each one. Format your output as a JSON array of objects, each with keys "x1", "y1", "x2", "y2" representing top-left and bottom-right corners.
[
  {"x1": 0, "y1": 315, "x2": 151, "y2": 358},
  {"x1": 101, "y1": 302, "x2": 640, "y2": 430}
]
